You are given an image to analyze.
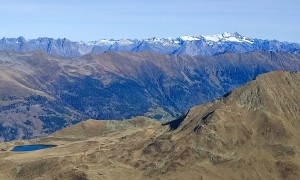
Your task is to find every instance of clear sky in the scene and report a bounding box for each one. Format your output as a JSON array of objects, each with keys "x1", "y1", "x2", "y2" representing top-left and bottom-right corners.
[{"x1": 0, "y1": 0, "x2": 299, "y2": 42}]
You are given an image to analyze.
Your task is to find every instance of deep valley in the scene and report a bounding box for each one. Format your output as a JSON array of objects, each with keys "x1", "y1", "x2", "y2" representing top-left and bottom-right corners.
[
  {"x1": 1, "y1": 71, "x2": 299, "y2": 180},
  {"x1": 1, "y1": 50, "x2": 300, "y2": 141}
]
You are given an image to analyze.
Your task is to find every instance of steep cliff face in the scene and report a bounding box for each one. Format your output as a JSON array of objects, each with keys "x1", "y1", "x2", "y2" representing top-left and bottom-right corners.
[{"x1": 0, "y1": 50, "x2": 300, "y2": 141}]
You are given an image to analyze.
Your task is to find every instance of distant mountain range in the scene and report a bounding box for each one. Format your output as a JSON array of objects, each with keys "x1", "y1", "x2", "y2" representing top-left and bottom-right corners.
[{"x1": 1, "y1": 32, "x2": 300, "y2": 57}]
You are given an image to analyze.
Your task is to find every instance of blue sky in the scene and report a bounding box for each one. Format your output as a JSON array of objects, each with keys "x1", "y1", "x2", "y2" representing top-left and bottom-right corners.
[{"x1": 0, "y1": 0, "x2": 299, "y2": 42}]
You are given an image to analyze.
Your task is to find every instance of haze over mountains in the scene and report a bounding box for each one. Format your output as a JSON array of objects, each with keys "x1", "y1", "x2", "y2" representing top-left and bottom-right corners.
[
  {"x1": 0, "y1": 49, "x2": 300, "y2": 141},
  {"x1": 1, "y1": 32, "x2": 300, "y2": 179},
  {"x1": 1, "y1": 71, "x2": 299, "y2": 180},
  {"x1": 1, "y1": 32, "x2": 300, "y2": 57}
]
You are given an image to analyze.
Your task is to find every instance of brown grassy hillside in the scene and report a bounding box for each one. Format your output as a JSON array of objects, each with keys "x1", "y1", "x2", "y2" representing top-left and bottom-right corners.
[{"x1": 0, "y1": 71, "x2": 299, "y2": 180}]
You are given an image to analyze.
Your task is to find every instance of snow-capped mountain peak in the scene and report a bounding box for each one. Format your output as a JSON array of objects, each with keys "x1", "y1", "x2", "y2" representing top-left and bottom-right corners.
[
  {"x1": 179, "y1": 35, "x2": 201, "y2": 41},
  {"x1": 85, "y1": 39, "x2": 136, "y2": 46},
  {"x1": 202, "y1": 32, "x2": 253, "y2": 44},
  {"x1": 1, "y1": 32, "x2": 299, "y2": 57}
]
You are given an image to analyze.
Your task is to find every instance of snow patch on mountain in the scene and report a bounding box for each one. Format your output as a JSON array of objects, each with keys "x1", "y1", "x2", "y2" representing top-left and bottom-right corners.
[
  {"x1": 1, "y1": 32, "x2": 299, "y2": 57},
  {"x1": 180, "y1": 36, "x2": 201, "y2": 41},
  {"x1": 202, "y1": 32, "x2": 254, "y2": 44}
]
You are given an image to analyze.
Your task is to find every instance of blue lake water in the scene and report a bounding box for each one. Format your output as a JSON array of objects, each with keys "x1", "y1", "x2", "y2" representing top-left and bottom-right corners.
[{"x1": 11, "y1": 145, "x2": 56, "y2": 152}]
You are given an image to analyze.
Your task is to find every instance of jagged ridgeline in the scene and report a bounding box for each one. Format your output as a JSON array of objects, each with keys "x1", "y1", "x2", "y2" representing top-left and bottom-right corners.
[{"x1": 1, "y1": 32, "x2": 300, "y2": 57}]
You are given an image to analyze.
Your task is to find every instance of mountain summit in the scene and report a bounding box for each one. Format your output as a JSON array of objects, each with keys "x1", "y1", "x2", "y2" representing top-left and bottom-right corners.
[
  {"x1": 202, "y1": 32, "x2": 253, "y2": 43},
  {"x1": 1, "y1": 32, "x2": 300, "y2": 57}
]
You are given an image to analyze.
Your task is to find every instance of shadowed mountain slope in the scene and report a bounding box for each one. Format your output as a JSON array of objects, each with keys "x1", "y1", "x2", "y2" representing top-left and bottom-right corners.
[
  {"x1": 0, "y1": 51, "x2": 300, "y2": 141},
  {"x1": 0, "y1": 71, "x2": 300, "y2": 179},
  {"x1": 138, "y1": 70, "x2": 300, "y2": 179}
]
